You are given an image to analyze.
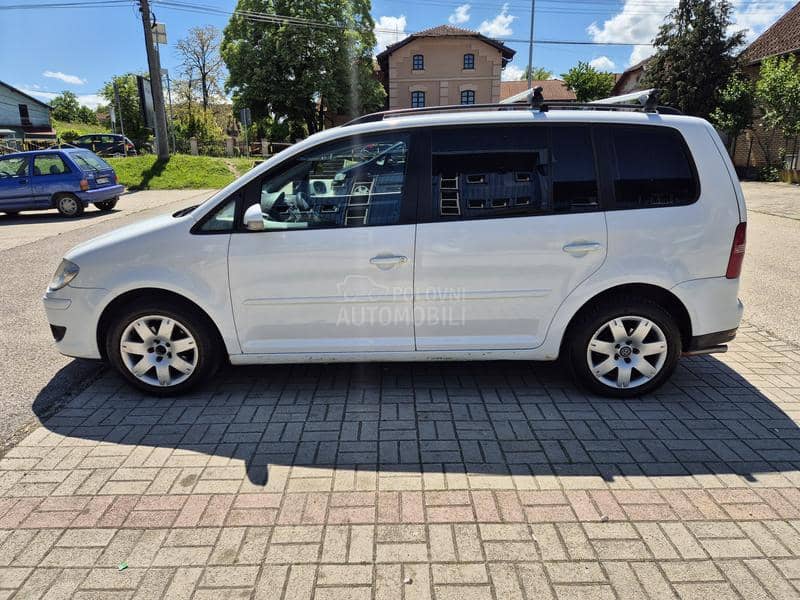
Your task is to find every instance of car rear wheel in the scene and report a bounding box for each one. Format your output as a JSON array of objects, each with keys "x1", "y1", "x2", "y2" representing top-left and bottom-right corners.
[
  {"x1": 106, "y1": 301, "x2": 223, "y2": 396},
  {"x1": 567, "y1": 296, "x2": 681, "y2": 398},
  {"x1": 55, "y1": 193, "x2": 84, "y2": 217},
  {"x1": 95, "y1": 197, "x2": 118, "y2": 211}
]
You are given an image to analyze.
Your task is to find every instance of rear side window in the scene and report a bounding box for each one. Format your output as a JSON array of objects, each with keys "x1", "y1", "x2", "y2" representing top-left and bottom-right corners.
[
  {"x1": 432, "y1": 126, "x2": 549, "y2": 219},
  {"x1": 551, "y1": 126, "x2": 599, "y2": 212},
  {"x1": 609, "y1": 127, "x2": 698, "y2": 208},
  {"x1": 33, "y1": 154, "x2": 70, "y2": 176}
]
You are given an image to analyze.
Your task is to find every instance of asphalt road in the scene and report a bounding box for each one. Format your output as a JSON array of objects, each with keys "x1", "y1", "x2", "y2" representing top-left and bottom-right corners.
[
  {"x1": 0, "y1": 182, "x2": 798, "y2": 452},
  {"x1": 0, "y1": 190, "x2": 213, "y2": 451}
]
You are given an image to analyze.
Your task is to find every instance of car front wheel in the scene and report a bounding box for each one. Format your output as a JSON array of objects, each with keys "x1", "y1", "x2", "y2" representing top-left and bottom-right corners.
[
  {"x1": 95, "y1": 197, "x2": 118, "y2": 211},
  {"x1": 106, "y1": 301, "x2": 222, "y2": 396},
  {"x1": 55, "y1": 193, "x2": 85, "y2": 217},
  {"x1": 567, "y1": 296, "x2": 681, "y2": 398}
]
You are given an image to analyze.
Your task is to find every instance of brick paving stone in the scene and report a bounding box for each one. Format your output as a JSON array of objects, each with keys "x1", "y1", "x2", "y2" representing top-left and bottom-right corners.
[{"x1": 1, "y1": 323, "x2": 800, "y2": 597}]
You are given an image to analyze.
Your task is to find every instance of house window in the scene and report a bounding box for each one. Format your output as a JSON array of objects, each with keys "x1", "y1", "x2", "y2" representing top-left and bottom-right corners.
[
  {"x1": 463, "y1": 53, "x2": 475, "y2": 69},
  {"x1": 412, "y1": 54, "x2": 424, "y2": 70},
  {"x1": 18, "y1": 104, "x2": 31, "y2": 127},
  {"x1": 411, "y1": 91, "x2": 426, "y2": 108},
  {"x1": 460, "y1": 90, "x2": 476, "y2": 105}
]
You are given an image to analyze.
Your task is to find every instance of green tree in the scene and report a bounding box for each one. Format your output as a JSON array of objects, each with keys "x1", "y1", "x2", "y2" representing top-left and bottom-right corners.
[
  {"x1": 76, "y1": 105, "x2": 98, "y2": 125},
  {"x1": 710, "y1": 72, "x2": 753, "y2": 155},
  {"x1": 644, "y1": 0, "x2": 745, "y2": 118},
  {"x1": 753, "y1": 54, "x2": 800, "y2": 169},
  {"x1": 101, "y1": 74, "x2": 149, "y2": 146},
  {"x1": 561, "y1": 62, "x2": 615, "y2": 101},
  {"x1": 221, "y1": 0, "x2": 386, "y2": 134},
  {"x1": 51, "y1": 91, "x2": 81, "y2": 122},
  {"x1": 519, "y1": 65, "x2": 553, "y2": 81}
]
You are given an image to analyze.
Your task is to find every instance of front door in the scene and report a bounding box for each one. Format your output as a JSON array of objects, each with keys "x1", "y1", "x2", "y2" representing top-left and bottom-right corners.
[
  {"x1": 414, "y1": 124, "x2": 608, "y2": 350},
  {"x1": 228, "y1": 131, "x2": 419, "y2": 354},
  {"x1": 0, "y1": 155, "x2": 31, "y2": 212}
]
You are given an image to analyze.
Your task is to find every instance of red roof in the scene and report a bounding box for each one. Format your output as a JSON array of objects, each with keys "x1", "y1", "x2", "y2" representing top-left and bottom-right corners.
[
  {"x1": 740, "y1": 1, "x2": 800, "y2": 64},
  {"x1": 500, "y1": 79, "x2": 577, "y2": 102}
]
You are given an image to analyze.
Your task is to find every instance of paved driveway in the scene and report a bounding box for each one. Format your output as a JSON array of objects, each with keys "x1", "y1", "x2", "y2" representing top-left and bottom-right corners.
[{"x1": 1, "y1": 183, "x2": 800, "y2": 599}]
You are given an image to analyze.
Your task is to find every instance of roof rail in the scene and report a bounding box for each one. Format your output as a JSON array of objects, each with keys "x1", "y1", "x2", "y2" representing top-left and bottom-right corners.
[{"x1": 343, "y1": 88, "x2": 680, "y2": 126}]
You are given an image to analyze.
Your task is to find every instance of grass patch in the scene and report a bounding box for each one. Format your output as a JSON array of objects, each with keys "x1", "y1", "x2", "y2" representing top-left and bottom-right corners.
[
  {"x1": 53, "y1": 120, "x2": 111, "y2": 138},
  {"x1": 106, "y1": 154, "x2": 257, "y2": 190}
]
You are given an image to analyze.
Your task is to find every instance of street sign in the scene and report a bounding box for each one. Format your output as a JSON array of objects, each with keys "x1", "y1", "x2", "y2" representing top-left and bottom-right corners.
[
  {"x1": 239, "y1": 107, "x2": 252, "y2": 128},
  {"x1": 153, "y1": 22, "x2": 167, "y2": 45}
]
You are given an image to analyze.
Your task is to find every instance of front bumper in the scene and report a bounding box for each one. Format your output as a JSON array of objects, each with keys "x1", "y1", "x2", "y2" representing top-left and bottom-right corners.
[
  {"x1": 43, "y1": 286, "x2": 107, "y2": 359},
  {"x1": 76, "y1": 184, "x2": 125, "y2": 204}
]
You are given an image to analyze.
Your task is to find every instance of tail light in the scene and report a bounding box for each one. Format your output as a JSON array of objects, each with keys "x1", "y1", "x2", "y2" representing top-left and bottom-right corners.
[
  {"x1": 111, "y1": 174, "x2": 117, "y2": 184},
  {"x1": 726, "y1": 222, "x2": 747, "y2": 279},
  {"x1": 79, "y1": 179, "x2": 89, "y2": 191}
]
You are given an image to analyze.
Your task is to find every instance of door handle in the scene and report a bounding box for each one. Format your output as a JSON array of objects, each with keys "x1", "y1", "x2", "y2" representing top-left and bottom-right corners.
[
  {"x1": 370, "y1": 255, "x2": 408, "y2": 269},
  {"x1": 563, "y1": 241, "x2": 603, "y2": 255}
]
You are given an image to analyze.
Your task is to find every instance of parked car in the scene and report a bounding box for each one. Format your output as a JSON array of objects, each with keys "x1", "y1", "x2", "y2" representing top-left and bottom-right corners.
[
  {"x1": 71, "y1": 134, "x2": 137, "y2": 157},
  {"x1": 43, "y1": 104, "x2": 746, "y2": 397},
  {"x1": 0, "y1": 148, "x2": 124, "y2": 216}
]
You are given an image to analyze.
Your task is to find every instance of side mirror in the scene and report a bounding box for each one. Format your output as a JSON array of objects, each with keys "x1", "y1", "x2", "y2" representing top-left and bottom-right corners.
[{"x1": 243, "y1": 203, "x2": 264, "y2": 231}]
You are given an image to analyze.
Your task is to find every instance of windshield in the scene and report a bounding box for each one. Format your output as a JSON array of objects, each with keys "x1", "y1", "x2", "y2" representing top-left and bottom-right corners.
[{"x1": 71, "y1": 151, "x2": 112, "y2": 171}]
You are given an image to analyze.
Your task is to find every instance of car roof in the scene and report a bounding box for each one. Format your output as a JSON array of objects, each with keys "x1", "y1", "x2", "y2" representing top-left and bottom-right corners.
[{"x1": 0, "y1": 148, "x2": 97, "y2": 158}]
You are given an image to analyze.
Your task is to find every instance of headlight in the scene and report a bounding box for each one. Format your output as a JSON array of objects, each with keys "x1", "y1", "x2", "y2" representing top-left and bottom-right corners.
[{"x1": 49, "y1": 259, "x2": 80, "y2": 291}]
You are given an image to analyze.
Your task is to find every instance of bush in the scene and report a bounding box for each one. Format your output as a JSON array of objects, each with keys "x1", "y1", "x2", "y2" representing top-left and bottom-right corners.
[
  {"x1": 758, "y1": 166, "x2": 781, "y2": 182},
  {"x1": 60, "y1": 130, "x2": 79, "y2": 144}
]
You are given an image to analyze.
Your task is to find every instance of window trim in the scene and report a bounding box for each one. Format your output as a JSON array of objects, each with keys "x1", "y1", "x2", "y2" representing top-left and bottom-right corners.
[
  {"x1": 463, "y1": 53, "x2": 475, "y2": 70},
  {"x1": 412, "y1": 54, "x2": 424, "y2": 70},
  {"x1": 411, "y1": 91, "x2": 426, "y2": 108},
  {"x1": 596, "y1": 124, "x2": 701, "y2": 211}
]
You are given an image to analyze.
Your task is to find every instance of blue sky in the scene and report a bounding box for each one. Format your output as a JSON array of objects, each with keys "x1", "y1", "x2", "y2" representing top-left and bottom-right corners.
[{"x1": 0, "y1": 0, "x2": 795, "y2": 109}]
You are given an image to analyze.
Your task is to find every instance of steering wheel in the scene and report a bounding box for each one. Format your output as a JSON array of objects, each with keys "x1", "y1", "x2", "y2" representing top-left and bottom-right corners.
[{"x1": 266, "y1": 191, "x2": 287, "y2": 221}]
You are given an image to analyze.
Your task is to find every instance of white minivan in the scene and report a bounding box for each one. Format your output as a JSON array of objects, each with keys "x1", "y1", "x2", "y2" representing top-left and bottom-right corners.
[{"x1": 43, "y1": 102, "x2": 746, "y2": 398}]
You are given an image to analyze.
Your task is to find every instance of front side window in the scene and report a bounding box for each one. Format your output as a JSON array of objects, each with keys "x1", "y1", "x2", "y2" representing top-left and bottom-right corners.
[
  {"x1": 463, "y1": 53, "x2": 475, "y2": 69},
  {"x1": 460, "y1": 90, "x2": 476, "y2": 105},
  {"x1": 432, "y1": 126, "x2": 548, "y2": 219},
  {"x1": 33, "y1": 154, "x2": 70, "y2": 176},
  {"x1": 610, "y1": 126, "x2": 698, "y2": 208},
  {"x1": 412, "y1": 54, "x2": 424, "y2": 70},
  {"x1": 0, "y1": 157, "x2": 29, "y2": 178},
  {"x1": 411, "y1": 91, "x2": 425, "y2": 108},
  {"x1": 255, "y1": 134, "x2": 410, "y2": 231}
]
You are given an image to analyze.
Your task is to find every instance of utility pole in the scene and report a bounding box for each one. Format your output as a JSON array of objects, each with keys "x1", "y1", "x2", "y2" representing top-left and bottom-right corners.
[
  {"x1": 526, "y1": 0, "x2": 536, "y2": 89},
  {"x1": 138, "y1": 0, "x2": 169, "y2": 159},
  {"x1": 113, "y1": 81, "x2": 127, "y2": 157}
]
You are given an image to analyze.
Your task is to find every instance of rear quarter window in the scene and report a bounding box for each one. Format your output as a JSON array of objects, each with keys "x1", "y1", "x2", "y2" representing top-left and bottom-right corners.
[{"x1": 609, "y1": 126, "x2": 698, "y2": 209}]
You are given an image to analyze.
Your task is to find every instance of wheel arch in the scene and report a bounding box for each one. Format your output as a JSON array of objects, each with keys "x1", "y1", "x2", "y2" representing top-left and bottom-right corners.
[
  {"x1": 559, "y1": 283, "x2": 693, "y2": 355},
  {"x1": 96, "y1": 287, "x2": 228, "y2": 361}
]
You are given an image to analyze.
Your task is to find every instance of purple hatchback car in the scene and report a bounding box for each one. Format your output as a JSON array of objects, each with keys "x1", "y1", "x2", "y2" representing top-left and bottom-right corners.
[{"x1": 0, "y1": 148, "x2": 124, "y2": 217}]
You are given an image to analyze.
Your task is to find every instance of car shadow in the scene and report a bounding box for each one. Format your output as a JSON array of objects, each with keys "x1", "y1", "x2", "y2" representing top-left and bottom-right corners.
[
  {"x1": 0, "y1": 209, "x2": 119, "y2": 225},
  {"x1": 32, "y1": 354, "x2": 800, "y2": 487}
]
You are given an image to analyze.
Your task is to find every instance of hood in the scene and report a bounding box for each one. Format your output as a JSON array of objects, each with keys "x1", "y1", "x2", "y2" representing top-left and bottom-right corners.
[{"x1": 65, "y1": 213, "x2": 189, "y2": 265}]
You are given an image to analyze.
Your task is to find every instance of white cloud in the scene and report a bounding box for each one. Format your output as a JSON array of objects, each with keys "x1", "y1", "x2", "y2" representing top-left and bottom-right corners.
[
  {"x1": 589, "y1": 56, "x2": 616, "y2": 71},
  {"x1": 478, "y1": 3, "x2": 516, "y2": 37},
  {"x1": 587, "y1": 0, "x2": 794, "y2": 67},
  {"x1": 16, "y1": 87, "x2": 104, "y2": 109},
  {"x1": 449, "y1": 4, "x2": 471, "y2": 25},
  {"x1": 502, "y1": 64, "x2": 524, "y2": 81},
  {"x1": 374, "y1": 15, "x2": 408, "y2": 53},
  {"x1": 43, "y1": 70, "x2": 87, "y2": 86},
  {"x1": 730, "y1": 0, "x2": 794, "y2": 42}
]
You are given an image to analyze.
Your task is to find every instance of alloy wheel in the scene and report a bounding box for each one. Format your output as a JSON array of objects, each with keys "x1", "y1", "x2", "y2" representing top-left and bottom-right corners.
[
  {"x1": 586, "y1": 315, "x2": 668, "y2": 390},
  {"x1": 119, "y1": 315, "x2": 199, "y2": 387}
]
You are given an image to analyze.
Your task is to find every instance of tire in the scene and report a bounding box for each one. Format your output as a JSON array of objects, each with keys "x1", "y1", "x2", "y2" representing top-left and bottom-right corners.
[
  {"x1": 55, "y1": 193, "x2": 85, "y2": 217},
  {"x1": 105, "y1": 300, "x2": 222, "y2": 396},
  {"x1": 566, "y1": 296, "x2": 682, "y2": 398},
  {"x1": 95, "y1": 197, "x2": 118, "y2": 211}
]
